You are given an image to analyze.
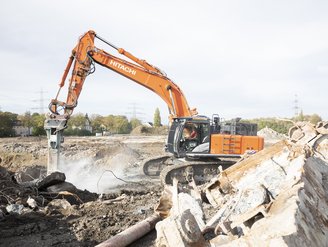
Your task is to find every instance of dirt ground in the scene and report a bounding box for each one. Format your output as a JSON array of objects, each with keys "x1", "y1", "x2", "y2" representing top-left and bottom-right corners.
[
  {"x1": 0, "y1": 127, "x2": 287, "y2": 247},
  {"x1": 0, "y1": 135, "x2": 167, "y2": 247}
]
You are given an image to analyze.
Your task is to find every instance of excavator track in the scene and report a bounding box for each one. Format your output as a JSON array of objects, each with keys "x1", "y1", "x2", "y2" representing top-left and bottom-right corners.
[
  {"x1": 142, "y1": 155, "x2": 177, "y2": 176},
  {"x1": 160, "y1": 159, "x2": 236, "y2": 185}
]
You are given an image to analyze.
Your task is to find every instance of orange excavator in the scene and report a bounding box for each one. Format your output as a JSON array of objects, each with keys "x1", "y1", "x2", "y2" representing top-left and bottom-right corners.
[{"x1": 45, "y1": 30, "x2": 264, "y2": 184}]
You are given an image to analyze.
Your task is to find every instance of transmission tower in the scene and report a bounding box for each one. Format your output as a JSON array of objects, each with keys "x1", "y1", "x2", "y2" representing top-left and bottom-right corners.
[
  {"x1": 126, "y1": 103, "x2": 145, "y2": 121},
  {"x1": 293, "y1": 94, "x2": 299, "y2": 116},
  {"x1": 31, "y1": 88, "x2": 47, "y2": 114}
]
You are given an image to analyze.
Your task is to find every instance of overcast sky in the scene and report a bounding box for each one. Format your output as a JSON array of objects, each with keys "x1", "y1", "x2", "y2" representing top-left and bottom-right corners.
[{"x1": 0, "y1": 0, "x2": 327, "y2": 123}]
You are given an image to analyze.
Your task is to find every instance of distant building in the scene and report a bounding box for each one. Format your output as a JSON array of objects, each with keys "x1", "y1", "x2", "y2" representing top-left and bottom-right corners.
[
  {"x1": 72, "y1": 114, "x2": 92, "y2": 133},
  {"x1": 83, "y1": 114, "x2": 92, "y2": 133},
  {"x1": 13, "y1": 120, "x2": 32, "y2": 136}
]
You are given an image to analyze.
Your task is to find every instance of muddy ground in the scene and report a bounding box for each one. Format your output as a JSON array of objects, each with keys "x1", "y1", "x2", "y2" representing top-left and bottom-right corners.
[{"x1": 0, "y1": 135, "x2": 167, "y2": 247}]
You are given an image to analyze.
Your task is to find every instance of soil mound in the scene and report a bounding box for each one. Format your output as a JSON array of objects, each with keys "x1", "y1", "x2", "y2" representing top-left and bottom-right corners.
[{"x1": 131, "y1": 125, "x2": 168, "y2": 135}]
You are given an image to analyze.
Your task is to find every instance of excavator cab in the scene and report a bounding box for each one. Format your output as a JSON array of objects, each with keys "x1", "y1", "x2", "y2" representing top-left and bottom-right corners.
[
  {"x1": 166, "y1": 116, "x2": 264, "y2": 159},
  {"x1": 166, "y1": 117, "x2": 211, "y2": 158}
]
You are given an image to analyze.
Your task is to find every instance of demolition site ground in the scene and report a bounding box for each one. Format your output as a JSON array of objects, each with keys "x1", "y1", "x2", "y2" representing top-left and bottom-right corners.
[
  {"x1": 0, "y1": 135, "x2": 167, "y2": 246},
  {"x1": 1, "y1": 123, "x2": 328, "y2": 246}
]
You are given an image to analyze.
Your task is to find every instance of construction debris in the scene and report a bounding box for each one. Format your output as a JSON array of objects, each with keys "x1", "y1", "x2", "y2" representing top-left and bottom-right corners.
[
  {"x1": 0, "y1": 136, "x2": 165, "y2": 246},
  {"x1": 155, "y1": 121, "x2": 328, "y2": 246},
  {"x1": 156, "y1": 178, "x2": 208, "y2": 247}
]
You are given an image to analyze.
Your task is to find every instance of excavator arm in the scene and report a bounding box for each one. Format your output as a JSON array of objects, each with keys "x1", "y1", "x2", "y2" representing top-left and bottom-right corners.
[
  {"x1": 49, "y1": 30, "x2": 196, "y2": 119},
  {"x1": 45, "y1": 30, "x2": 197, "y2": 173}
]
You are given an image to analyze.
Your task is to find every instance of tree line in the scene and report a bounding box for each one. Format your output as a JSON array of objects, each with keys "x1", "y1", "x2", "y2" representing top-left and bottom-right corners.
[
  {"x1": 245, "y1": 112, "x2": 322, "y2": 134},
  {"x1": 64, "y1": 114, "x2": 143, "y2": 136},
  {"x1": 0, "y1": 111, "x2": 45, "y2": 137},
  {"x1": 0, "y1": 108, "x2": 163, "y2": 137},
  {"x1": 0, "y1": 109, "x2": 322, "y2": 137}
]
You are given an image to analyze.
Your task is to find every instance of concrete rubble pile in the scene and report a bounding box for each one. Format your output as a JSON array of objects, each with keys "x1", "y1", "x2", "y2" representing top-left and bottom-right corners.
[
  {"x1": 0, "y1": 166, "x2": 97, "y2": 220},
  {"x1": 154, "y1": 121, "x2": 328, "y2": 247},
  {"x1": 257, "y1": 126, "x2": 287, "y2": 145}
]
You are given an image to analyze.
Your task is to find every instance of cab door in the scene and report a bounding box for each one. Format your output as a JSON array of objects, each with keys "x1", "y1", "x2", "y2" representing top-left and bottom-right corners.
[{"x1": 166, "y1": 119, "x2": 185, "y2": 157}]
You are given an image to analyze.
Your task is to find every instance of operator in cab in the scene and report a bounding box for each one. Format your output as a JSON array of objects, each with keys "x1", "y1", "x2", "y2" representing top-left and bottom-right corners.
[{"x1": 183, "y1": 124, "x2": 197, "y2": 139}]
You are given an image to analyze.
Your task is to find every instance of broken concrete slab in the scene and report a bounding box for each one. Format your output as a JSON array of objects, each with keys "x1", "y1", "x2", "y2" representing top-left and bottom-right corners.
[
  {"x1": 15, "y1": 171, "x2": 66, "y2": 190},
  {"x1": 284, "y1": 156, "x2": 328, "y2": 247},
  {"x1": 46, "y1": 181, "x2": 77, "y2": 193},
  {"x1": 36, "y1": 171, "x2": 66, "y2": 189},
  {"x1": 156, "y1": 209, "x2": 208, "y2": 247}
]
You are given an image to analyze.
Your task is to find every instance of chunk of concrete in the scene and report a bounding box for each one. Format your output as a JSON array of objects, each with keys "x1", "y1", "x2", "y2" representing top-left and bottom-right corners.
[
  {"x1": 156, "y1": 209, "x2": 209, "y2": 247},
  {"x1": 14, "y1": 166, "x2": 46, "y2": 184},
  {"x1": 36, "y1": 172, "x2": 66, "y2": 190},
  {"x1": 233, "y1": 185, "x2": 268, "y2": 215},
  {"x1": 26, "y1": 196, "x2": 37, "y2": 209},
  {"x1": 6, "y1": 204, "x2": 24, "y2": 215},
  {"x1": 46, "y1": 181, "x2": 77, "y2": 193},
  {"x1": 14, "y1": 171, "x2": 66, "y2": 190},
  {"x1": 45, "y1": 199, "x2": 72, "y2": 216}
]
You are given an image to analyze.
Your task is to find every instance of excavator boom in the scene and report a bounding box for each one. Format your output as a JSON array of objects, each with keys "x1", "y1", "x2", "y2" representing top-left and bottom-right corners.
[{"x1": 49, "y1": 30, "x2": 196, "y2": 119}]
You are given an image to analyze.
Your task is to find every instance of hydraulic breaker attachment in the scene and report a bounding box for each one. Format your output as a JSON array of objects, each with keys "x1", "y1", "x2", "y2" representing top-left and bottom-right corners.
[{"x1": 44, "y1": 114, "x2": 67, "y2": 174}]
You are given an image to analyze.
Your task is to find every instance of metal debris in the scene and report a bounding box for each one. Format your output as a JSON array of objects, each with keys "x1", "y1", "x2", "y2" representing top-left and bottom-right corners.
[{"x1": 96, "y1": 214, "x2": 161, "y2": 247}]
